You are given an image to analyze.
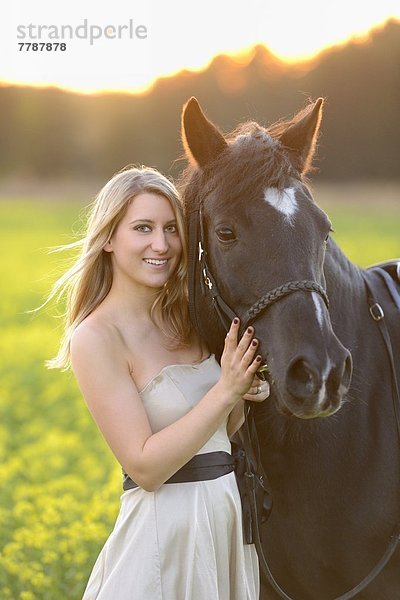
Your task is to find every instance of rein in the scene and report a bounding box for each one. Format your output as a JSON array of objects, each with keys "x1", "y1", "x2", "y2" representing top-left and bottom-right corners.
[{"x1": 187, "y1": 197, "x2": 400, "y2": 600}]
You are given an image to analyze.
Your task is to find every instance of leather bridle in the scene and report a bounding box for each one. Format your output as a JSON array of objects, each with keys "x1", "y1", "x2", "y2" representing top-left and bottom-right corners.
[
  {"x1": 188, "y1": 191, "x2": 330, "y2": 381},
  {"x1": 186, "y1": 190, "x2": 400, "y2": 600}
]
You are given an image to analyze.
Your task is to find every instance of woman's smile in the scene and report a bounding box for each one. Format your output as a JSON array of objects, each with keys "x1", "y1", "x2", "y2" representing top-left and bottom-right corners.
[{"x1": 143, "y1": 258, "x2": 169, "y2": 267}]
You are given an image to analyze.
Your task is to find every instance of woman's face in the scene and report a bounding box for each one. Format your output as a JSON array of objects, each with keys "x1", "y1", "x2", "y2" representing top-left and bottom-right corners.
[{"x1": 105, "y1": 192, "x2": 182, "y2": 291}]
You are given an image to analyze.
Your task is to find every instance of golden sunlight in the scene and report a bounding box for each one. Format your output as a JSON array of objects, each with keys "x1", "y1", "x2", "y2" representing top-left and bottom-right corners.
[{"x1": 1, "y1": 0, "x2": 399, "y2": 94}]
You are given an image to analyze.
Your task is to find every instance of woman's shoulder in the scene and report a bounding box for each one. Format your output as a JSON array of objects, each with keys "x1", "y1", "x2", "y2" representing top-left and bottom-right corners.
[
  {"x1": 70, "y1": 312, "x2": 126, "y2": 365},
  {"x1": 72, "y1": 313, "x2": 113, "y2": 344}
]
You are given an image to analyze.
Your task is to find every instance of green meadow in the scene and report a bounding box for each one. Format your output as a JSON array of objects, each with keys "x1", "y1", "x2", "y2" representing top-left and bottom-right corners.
[{"x1": 1, "y1": 185, "x2": 399, "y2": 599}]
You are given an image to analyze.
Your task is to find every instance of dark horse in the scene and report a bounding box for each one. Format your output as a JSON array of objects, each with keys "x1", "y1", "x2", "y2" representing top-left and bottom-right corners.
[{"x1": 180, "y1": 97, "x2": 400, "y2": 599}]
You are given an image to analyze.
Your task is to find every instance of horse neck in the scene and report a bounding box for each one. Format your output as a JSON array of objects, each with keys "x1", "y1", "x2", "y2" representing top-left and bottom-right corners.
[{"x1": 324, "y1": 238, "x2": 366, "y2": 333}]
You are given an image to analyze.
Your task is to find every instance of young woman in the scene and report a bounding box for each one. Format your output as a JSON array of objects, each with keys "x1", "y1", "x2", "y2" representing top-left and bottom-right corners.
[{"x1": 48, "y1": 166, "x2": 269, "y2": 599}]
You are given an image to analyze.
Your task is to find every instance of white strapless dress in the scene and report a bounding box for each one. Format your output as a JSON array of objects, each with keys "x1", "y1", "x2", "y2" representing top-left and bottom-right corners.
[{"x1": 81, "y1": 354, "x2": 259, "y2": 599}]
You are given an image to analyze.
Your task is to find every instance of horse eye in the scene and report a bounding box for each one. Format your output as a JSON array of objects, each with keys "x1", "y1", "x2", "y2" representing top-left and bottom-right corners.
[
  {"x1": 216, "y1": 227, "x2": 236, "y2": 242},
  {"x1": 324, "y1": 226, "x2": 335, "y2": 243}
]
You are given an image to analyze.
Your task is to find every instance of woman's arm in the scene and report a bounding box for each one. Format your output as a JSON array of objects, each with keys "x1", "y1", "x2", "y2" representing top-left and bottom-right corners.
[
  {"x1": 227, "y1": 400, "x2": 245, "y2": 439},
  {"x1": 226, "y1": 377, "x2": 270, "y2": 439},
  {"x1": 70, "y1": 319, "x2": 261, "y2": 492}
]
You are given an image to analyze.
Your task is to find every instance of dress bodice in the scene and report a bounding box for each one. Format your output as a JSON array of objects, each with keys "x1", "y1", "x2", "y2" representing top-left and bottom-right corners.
[{"x1": 139, "y1": 354, "x2": 231, "y2": 455}]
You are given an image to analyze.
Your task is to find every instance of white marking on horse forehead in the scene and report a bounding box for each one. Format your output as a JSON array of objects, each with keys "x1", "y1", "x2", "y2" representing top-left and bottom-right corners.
[
  {"x1": 312, "y1": 292, "x2": 324, "y2": 329},
  {"x1": 263, "y1": 187, "x2": 298, "y2": 225}
]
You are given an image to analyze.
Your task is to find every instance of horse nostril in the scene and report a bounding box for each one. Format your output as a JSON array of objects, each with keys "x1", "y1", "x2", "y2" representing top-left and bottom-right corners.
[
  {"x1": 327, "y1": 352, "x2": 353, "y2": 395},
  {"x1": 333, "y1": 352, "x2": 352, "y2": 391},
  {"x1": 286, "y1": 358, "x2": 319, "y2": 399},
  {"x1": 343, "y1": 353, "x2": 353, "y2": 389}
]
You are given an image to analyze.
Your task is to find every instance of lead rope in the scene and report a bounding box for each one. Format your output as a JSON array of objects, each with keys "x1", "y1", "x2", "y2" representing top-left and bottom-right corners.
[{"x1": 242, "y1": 406, "x2": 294, "y2": 600}]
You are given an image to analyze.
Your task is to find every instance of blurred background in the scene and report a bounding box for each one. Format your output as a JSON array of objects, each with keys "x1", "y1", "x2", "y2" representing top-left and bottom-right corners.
[
  {"x1": 1, "y1": 18, "x2": 399, "y2": 185},
  {"x1": 1, "y1": 2, "x2": 399, "y2": 598}
]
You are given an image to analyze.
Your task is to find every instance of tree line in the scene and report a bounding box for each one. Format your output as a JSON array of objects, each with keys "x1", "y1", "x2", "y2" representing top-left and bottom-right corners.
[{"x1": 0, "y1": 19, "x2": 399, "y2": 182}]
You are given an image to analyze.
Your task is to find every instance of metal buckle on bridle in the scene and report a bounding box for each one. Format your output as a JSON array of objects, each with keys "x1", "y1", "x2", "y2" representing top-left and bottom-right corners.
[
  {"x1": 199, "y1": 239, "x2": 213, "y2": 289},
  {"x1": 256, "y1": 361, "x2": 274, "y2": 383},
  {"x1": 369, "y1": 302, "x2": 384, "y2": 321},
  {"x1": 203, "y1": 269, "x2": 213, "y2": 290},
  {"x1": 198, "y1": 241, "x2": 204, "y2": 262}
]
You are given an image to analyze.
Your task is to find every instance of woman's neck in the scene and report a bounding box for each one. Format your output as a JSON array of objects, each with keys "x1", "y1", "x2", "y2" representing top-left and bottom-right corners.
[{"x1": 98, "y1": 279, "x2": 160, "y2": 324}]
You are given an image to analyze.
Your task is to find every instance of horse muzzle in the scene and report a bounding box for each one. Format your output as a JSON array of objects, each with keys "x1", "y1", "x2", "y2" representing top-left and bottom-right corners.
[{"x1": 278, "y1": 345, "x2": 353, "y2": 419}]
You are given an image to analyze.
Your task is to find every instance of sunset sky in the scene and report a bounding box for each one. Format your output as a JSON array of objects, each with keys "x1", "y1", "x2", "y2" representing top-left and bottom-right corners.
[{"x1": 1, "y1": 0, "x2": 399, "y2": 94}]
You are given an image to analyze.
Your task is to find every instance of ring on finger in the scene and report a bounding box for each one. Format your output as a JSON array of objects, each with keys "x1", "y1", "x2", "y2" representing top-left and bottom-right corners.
[{"x1": 257, "y1": 385, "x2": 262, "y2": 394}]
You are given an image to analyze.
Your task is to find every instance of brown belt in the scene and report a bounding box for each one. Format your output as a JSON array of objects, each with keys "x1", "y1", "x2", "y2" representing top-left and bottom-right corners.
[{"x1": 122, "y1": 451, "x2": 235, "y2": 491}]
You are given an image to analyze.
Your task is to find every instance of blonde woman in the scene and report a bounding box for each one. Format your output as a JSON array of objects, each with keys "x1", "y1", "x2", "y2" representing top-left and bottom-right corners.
[{"x1": 48, "y1": 166, "x2": 269, "y2": 599}]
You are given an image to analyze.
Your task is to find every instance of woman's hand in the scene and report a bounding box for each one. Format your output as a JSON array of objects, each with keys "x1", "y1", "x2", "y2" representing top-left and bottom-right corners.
[
  {"x1": 219, "y1": 318, "x2": 262, "y2": 402},
  {"x1": 243, "y1": 376, "x2": 270, "y2": 403}
]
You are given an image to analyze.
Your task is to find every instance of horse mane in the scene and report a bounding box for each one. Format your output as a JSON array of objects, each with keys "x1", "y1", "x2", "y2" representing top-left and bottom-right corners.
[{"x1": 178, "y1": 117, "x2": 301, "y2": 214}]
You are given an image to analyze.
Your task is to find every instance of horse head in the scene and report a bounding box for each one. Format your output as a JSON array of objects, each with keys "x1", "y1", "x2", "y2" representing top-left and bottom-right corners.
[{"x1": 181, "y1": 97, "x2": 352, "y2": 420}]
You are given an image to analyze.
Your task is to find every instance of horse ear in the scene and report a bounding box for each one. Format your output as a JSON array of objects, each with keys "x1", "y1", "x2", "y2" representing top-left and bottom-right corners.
[
  {"x1": 182, "y1": 97, "x2": 227, "y2": 167},
  {"x1": 278, "y1": 98, "x2": 324, "y2": 175}
]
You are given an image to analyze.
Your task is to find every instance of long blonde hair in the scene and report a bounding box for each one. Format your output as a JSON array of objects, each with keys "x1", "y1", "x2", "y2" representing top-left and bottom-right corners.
[{"x1": 46, "y1": 166, "x2": 191, "y2": 370}]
